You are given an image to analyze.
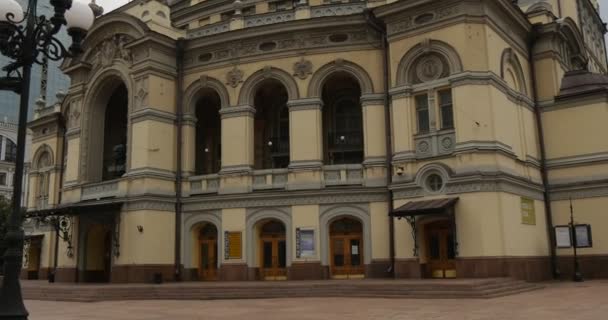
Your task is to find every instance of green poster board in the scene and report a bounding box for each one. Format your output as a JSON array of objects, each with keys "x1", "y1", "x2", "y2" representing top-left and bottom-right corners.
[{"x1": 521, "y1": 197, "x2": 536, "y2": 225}]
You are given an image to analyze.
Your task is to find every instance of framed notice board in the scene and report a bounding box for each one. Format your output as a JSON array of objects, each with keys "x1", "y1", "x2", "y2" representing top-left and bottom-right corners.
[
  {"x1": 574, "y1": 224, "x2": 593, "y2": 248},
  {"x1": 520, "y1": 197, "x2": 536, "y2": 225},
  {"x1": 224, "y1": 231, "x2": 242, "y2": 260}
]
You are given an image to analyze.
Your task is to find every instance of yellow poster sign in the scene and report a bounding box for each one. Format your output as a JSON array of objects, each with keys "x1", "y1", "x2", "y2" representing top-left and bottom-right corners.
[
  {"x1": 225, "y1": 231, "x2": 242, "y2": 259},
  {"x1": 521, "y1": 197, "x2": 536, "y2": 225}
]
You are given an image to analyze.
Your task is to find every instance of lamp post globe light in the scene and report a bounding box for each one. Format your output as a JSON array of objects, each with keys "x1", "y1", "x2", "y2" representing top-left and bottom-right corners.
[{"x1": 0, "y1": 0, "x2": 94, "y2": 318}]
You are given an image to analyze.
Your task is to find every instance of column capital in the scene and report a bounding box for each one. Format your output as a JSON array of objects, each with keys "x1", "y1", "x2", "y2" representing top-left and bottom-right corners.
[
  {"x1": 361, "y1": 93, "x2": 385, "y2": 107},
  {"x1": 287, "y1": 98, "x2": 323, "y2": 111},
  {"x1": 219, "y1": 105, "x2": 256, "y2": 119}
]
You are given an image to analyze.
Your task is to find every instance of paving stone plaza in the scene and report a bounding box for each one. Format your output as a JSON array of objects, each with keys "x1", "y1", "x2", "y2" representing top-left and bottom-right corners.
[{"x1": 24, "y1": 281, "x2": 608, "y2": 320}]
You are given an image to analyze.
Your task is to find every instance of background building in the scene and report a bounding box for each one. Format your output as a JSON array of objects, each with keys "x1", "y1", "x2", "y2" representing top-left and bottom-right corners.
[
  {"x1": 0, "y1": 0, "x2": 71, "y2": 123},
  {"x1": 22, "y1": 0, "x2": 608, "y2": 283}
]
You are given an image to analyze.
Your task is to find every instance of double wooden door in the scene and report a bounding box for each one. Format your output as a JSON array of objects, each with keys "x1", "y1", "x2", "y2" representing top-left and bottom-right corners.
[
  {"x1": 260, "y1": 236, "x2": 287, "y2": 280},
  {"x1": 425, "y1": 221, "x2": 456, "y2": 278},
  {"x1": 330, "y1": 234, "x2": 364, "y2": 278},
  {"x1": 198, "y1": 239, "x2": 218, "y2": 281}
]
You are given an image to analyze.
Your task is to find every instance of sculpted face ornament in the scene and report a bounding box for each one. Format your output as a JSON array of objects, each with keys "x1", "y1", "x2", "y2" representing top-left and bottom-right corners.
[
  {"x1": 92, "y1": 34, "x2": 134, "y2": 69},
  {"x1": 293, "y1": 58, "x2": 313, "y2": 80},
  {"x1": 226, "y1": 66, "x2": 244, "y2": 88}
]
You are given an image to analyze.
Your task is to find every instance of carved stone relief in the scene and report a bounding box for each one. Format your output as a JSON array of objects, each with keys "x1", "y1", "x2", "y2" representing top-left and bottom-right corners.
[
  {"x1": 67, "y1": 98, "x2": 82, "y2": 128},
  {"x1": 134, "y1": 77, "x2": 149, "y2": 110},
  {"x1": 293, "y1": 58, "x2": 313, "y2": 80},
  {"x1": 188, "y1": 28, "x2": 379, "y2": 68},
  {"x1": 226, "y1": 67, "x2": 244, "y2": 88},
  {"x1": 90, "y1": 34, "x2": 134, "y2": 71}
]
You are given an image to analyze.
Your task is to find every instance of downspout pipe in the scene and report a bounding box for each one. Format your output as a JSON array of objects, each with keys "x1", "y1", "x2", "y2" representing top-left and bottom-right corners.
[
  {"x1": 364, "y1": 9, "x2": 395, "y2": 277},
  {"x1": 174, "y1": 38, "x2": 186, "y2": 282},
  {"x1": 528, "y1": 26, "x2": 559, "y2": 279}
]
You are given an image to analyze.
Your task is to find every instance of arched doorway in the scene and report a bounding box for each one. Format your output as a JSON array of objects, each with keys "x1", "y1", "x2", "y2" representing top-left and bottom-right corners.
[
  {"x1": 329, "y1": 217, "x2": 364, "y2": 279},
  {"x1": 253, "y1": 79, "x2": 290, "y2": 170},
  {"x1": 195, "y1": 89, "x2": 222, "y2": 175},
  {"x1": 83, "y1": 224, "x2": 112, "y2": 283},
  {"x1": 322, "y1": 73, "x2": 363, "y2": 165},
  {"x1": 102, "y1": 83, "x2": 128, "y2": 181},
  {"x1": 196, "y1": 223, "x2": 218, "y2": 281},
  {"x1": 424, "y1": 220, "x2": 456, "y2": 278},
  {"x1": 258, "y1": 220, "x2": 287, "y2": 280}
]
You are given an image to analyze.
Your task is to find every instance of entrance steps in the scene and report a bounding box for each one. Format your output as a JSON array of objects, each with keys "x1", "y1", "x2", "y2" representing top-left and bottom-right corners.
[{"x1": 21, "y1": 278, "x2": 543, "y2": 302}]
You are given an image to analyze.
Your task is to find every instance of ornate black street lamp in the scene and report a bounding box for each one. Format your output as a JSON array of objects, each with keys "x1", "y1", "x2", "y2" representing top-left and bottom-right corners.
[{"x1": 0, "y1": 0, "x2": 94, "y2": 318}]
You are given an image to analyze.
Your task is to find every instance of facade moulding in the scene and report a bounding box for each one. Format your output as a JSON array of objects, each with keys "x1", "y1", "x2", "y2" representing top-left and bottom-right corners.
[
  {"x1": 542, "y1": 91, "x2": 608, "y2": 112},
  {"x1": 182, "y1": 188, "x2": 388, "y2": 211},
  {"x1": 546, "y1": 152, "x2": 608, "y2": 169},
  {"x1": 130, "y1": 108, "x2": 177, "y2": 125},
  {"x1": 219, "y1": 105, "x2": 256, "y2": 119},
  {"x1": 286, "y1": 98, "x2": 323, "y2": 111},
  {"x1": 390, "y1": 71, "x2": 535, "y2": 111},
  {"x1": 391, "y1": 171, "x2": 545, "y2": 201},
  {"x1": 549, "y1": 180, "x2": 608, "y2": 201}
]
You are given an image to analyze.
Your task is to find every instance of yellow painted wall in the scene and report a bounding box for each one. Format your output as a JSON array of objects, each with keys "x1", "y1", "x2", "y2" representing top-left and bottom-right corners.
[
  {"x1": 370, "y1": 201, "x2": 390, "y2": 260},
  {"x1": 553, "y1": 196, "x2": 608, "y2": 256},
  {"x1": 292, "y1": 205, "x2": 320, "y2": 262},
  {"x1": 221, "y1": 208, "x2": 246, "y2": 263},
  {"x1": 115, "y1": 210, "x2": 176, "y2": 265},
  {"x1": 542, "y1": 103, "x2": 608, "y2": 159},
  {"x1": 130, "y1": 120, "x2": 176, "y2": 171}
]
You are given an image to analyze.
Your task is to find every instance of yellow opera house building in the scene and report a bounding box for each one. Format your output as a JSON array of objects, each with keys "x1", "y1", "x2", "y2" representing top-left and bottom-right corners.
[{"x1": 19, "y1": 0, "x2": 608, "y2": 283}]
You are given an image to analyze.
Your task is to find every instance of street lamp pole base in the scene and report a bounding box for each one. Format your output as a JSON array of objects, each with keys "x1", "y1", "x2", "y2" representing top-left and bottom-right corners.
[{"x1": 573, "y1": 271, "x2": 584, "y2": 282}]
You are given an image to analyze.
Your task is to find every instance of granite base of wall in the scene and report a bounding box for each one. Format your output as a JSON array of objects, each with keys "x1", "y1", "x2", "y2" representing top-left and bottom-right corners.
[
  {"x1": 456, "y1": 256, "x2": 551, "y2": 282},
  {"x1": 288, "y1": 262, "x2": 324, "y2": 280},
  {"x1": 54, "y1": 267, "x2": 77, "y2": 282},
  {"x1": 181, "y1": 268, "x2": 198, "y2": 281},
  {"x1": 220, "y1": 263, "x2": 248, "y2": 281},
  {"x1": 557, "y1": 255, "x2": 608, "y2": 279},
  {"x1": 365, "y1": 260, "x2": 393, "y2": 278},
  {"x1": 394, "y1": 259, "x2": 422, "y2": 279},
  {"x1": 111, "y1": 264, "x2": 175, "y2": 283}
]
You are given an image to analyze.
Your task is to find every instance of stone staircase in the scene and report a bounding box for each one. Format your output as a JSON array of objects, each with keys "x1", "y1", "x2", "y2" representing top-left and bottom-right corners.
[{"x1": 22, "y1": 278, "x2": 543, "y2": 302}]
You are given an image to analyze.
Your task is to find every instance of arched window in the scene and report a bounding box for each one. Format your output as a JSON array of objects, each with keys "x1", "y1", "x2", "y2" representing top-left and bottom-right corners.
[
  {"x1": 1, "y1": 137, "x2": 17, "y2": 163},
  {"x1": 34, "y1": 150, "x2": 53, "y2": 209},
  {"x1": 322, "y1": 73, "x2": 363, "y2": 165},
  {"x1": 195, "y1": 89, "x2": 222, "y2": 175},
  {"x1": 253, "y1": 79, "x2": 290, "y2": 169},
  {"x1": 410, "y1": 53, "x2": 455, "y2": 133},
  {"x1": 102, "y1": 84, "x2": 128, "y2": 181}
]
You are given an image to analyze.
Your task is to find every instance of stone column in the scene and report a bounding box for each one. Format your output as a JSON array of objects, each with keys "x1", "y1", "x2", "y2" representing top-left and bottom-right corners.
[
  {"x1": 286, "y1": 98, "x2": 323, "y2": 190},
  {"x1": 361, "y1": 94, "x2": 388, "y2": 187},
  {"x1": 218, "y1": 105, "x2": 255, "y2": 194}
]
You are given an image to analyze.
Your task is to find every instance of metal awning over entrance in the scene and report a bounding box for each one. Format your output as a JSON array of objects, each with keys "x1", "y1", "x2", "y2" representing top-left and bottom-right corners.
[
  {"x1": 391, "y1": 197, "x2": 459, "y2": 217},
  {"x1": 390, "y1": 197, "x2": 459, "y2": 258}
]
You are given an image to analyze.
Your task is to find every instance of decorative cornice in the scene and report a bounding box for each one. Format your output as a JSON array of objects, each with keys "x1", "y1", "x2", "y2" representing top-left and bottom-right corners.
[
  {"x1": 391, "y1": 171, "x2": 544, "y2": 201},
  {"x1": 182, "y1": 188, "x2": 388, "y2": 211},
  {"x1": 360, "y1": 94, "x2": 385, "y2": 107},
  {"x1": 549, "y1": 179, "x2": 608, "y2": 201}
]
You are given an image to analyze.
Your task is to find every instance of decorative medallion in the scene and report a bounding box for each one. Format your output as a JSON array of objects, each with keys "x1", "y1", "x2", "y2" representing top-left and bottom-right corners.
[
  {"x1": 441, "y1": 137, "x2": 453, "y2": 149},
  {"x1": 417, "y1": 141, "x2": 430, "y2": 153},
  {"x1": 415, "y1": 55, "x2": 444, "y2": 82},
  {"x1": 293, "y1": 58, "x2": 313, "y2": 80},
  {"x1": 226, "y1": 67, "x2": 244, "y2": 88},
  {"x1": 134, "y1": 77, "x2": 149, "y2": 110}
]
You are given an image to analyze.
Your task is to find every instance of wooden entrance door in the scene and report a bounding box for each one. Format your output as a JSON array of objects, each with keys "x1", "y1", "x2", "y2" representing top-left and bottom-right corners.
[
  {"x1": 259, "y1": 220, "x2": 287, "y2": 280},
  {"x1": 425, "y1": 221, "x2": 456, "y2": 278},
  {"x1": 330, "y1": 218, "x2": 364, "y2": 279},
  {"x1": 198, "y1": 224, "x2": 218, "y2": 281}
]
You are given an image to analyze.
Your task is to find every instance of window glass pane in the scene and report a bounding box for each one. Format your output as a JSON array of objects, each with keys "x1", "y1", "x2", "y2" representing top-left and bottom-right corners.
[
  {"x1": 263, "y1": 242, "x2": 273, "y2": 268},
  {"x1": 439, "y1": 90, "x2": 454, "y2": 129},
  {"x1": 278, "y1": 240, "x2": 286, "y2": 268},
  {"x1": 447, "y1": 233, "x2": 456, "y2": 259},
  {"x1": 350, "y1": 239, "x2": 361, "y2": 266},
  {"x1": 430, "y1": 234, "x2": 440, "y2": 259},
  {"x1": 417, "y1": 110, "x2": 430, "y2": 133},
  {"x1": 333, "y1": 239, "x2": 344, "y2": 267},
  {"x1": 416, "y1": 95, "x2": 430, "y2": 133}
]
